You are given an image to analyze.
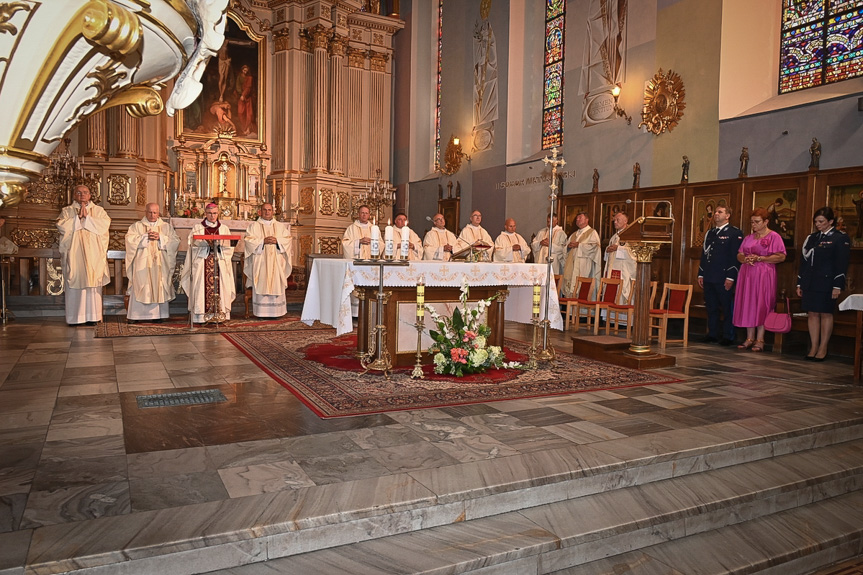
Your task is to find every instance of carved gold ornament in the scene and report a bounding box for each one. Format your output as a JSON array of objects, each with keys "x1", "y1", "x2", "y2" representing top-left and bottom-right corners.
[
  {"x1": 440, "y1": 135, "x2": 469, "y2": 176},
  {"x1": 107, "y1": 173, "x2": 131, "y2": 205},
  {"x1": 319, "y1": 236, "x2": 341, "y2": 255},
  {"x1": 46, "y1": 257, "x2": 64, "y2": 295},
  {"x1": 639, "y1": 69, "x2": 686, "y2": 136},
  {"x1": 10, "y1": 227, "x2": 58, "y2": 249},
  {"x1": 0, "y1": 1, "x2": 32, "y2": 35}
]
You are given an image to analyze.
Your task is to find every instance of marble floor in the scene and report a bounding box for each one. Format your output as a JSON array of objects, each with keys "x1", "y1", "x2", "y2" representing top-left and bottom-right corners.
[{"x1": 1, "y1": 315, "x2": 862, "y2": 574}]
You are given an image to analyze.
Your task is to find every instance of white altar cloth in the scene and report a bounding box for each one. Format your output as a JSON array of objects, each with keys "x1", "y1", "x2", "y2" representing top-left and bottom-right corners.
[{"x1": 302, "y1": 260, "x2": 563, "y2": 335}]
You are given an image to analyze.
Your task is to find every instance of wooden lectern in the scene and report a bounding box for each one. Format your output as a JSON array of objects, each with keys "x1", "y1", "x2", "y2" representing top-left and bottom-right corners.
[{"x1": 617, "y1": 216, "x2": 673, "y2": 356}]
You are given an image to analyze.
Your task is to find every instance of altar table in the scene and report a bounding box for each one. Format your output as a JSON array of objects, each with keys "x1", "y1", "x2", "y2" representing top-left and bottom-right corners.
[{"x1": 838, "y1": 294, "x2": 863, "y2": 383}]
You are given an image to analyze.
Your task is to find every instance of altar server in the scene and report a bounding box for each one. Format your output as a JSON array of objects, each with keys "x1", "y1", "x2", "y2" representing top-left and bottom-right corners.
[
  {"x1": 124, "y1": 203, "x2": 180, "y2": 322},
  {"x1": 561, "y1": 212, "x2": 601, "y2": 298},
  {"x1": 531, "y1": 214, "x2": 567, "y2": 274},
  {"x1": 342, "y1": 205, "x2": 373, "y2": 259},
  {"x1": 493, "y1": 218, "x2": 531, "y2": 263},
  {"x1": 458, "y1": 210, "x2": 494, "y2": 261},
  {"x1": 57, "y1": 185, "x2": 111, "y2": 326},
  {"x1": 604, "y1": 212, "x2": 637, "y2": 303},
  {"x1": 180, "y1": 203, "x2": 236, "y2": 323},
  {"x1": 423, "y1": 213, "x2": 464, "y2": 261},
  {"x1": 393, "y1": 213, "x2": 421, "y2": 261},
  {"x1": 243, "y1": 202, "x2": 292, "y2": 318}
]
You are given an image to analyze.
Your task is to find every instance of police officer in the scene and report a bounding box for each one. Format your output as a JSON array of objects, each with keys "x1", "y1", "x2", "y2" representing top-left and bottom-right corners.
[
  {"x1": 698, "y1": 205, "x2": 744, "y2": 345},
  {"x1": 797, "y1": 206, "x2": 851, "y2": 361}
]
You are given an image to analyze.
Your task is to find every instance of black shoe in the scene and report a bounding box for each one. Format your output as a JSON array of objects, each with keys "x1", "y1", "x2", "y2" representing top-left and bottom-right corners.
[
  {"x1": 805, "y1": 355, "x2": 816, "y2": 361},
  {"x1": 719, "y1": 339, "x2": 734, "y2": 346},
  {"x1": 812, "y1": 354, "x2": 828, "y2": 362},
  {"x1": 701, "y1": 336, "x2": 719, "y2": 344}
]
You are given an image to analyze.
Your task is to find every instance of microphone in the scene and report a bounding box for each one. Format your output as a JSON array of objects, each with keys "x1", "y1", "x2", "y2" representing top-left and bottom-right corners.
[
  {"x1": 426, "y1": 215, "x2": 432, "y2": 221},
  {"x1": 625, "y1": 199, "x2": 632, "y2": 204}
]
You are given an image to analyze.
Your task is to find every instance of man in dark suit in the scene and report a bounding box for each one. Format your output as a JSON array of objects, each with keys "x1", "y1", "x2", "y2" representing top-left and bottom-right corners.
[{"x1": 698, "y1": 205, "x2": 744, "y2": 345}]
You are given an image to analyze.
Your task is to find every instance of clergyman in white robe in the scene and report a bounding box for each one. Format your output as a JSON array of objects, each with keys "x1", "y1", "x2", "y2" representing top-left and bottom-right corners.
[
  {"x1": 342, "y1": 205, "x2": 374, "y2": 259},
  {"x1": 423, "y1": 214, "x2": 464, "y2": 261},
  {"x1": 561, "y1": 214, "x2": 602, "y2": 299},
  {"x1": 531, "y1": 216, "x2": 567, "y2": 274},
  {"x1": 124, "y1": 204, "x2": 180, "y2": 320},
  {"x1": 493, "y1": 218, "x2": 531, "y2": 263},
  {"x1": 57, "y1": 185, "x2": 111, "y2": 325},
  {"x1": 604, "y1": 213, "x2": 637, "y2": 303},
  {"x1": 458, "y1": 211, "x2": 494, "y2": 261},
  {"x1": 180, "y1": 207, "x2": 236, "y2": 323},
  {"x1": 243, "y1": 206, "x2": 292, "y2": 318},
  {"x1": 393, "y1": 214, "x2": 421, "y2": 261}
]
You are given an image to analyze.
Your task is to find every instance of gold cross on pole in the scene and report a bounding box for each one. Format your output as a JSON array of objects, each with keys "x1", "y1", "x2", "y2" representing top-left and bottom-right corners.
[{"x1": 542, "y1": 146, "x2": 566, "y2": 197}]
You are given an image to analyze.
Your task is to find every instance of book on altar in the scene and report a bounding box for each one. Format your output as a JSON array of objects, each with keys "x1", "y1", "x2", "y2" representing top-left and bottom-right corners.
[
  {"x1": 192, "y1": 234, "x2": 242, "y2": 240},
  {"x1": 451, "y1": 240, "x2": 493, "y2": 261}
]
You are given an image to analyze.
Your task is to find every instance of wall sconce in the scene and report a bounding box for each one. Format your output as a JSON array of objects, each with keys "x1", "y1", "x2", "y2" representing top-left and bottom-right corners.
[
  {"x1": 441, "y1": 135, "x2": 471, "y2": 175},
  {"x1": 611, "y1": 85, "x2": 632, "y2": 125}
]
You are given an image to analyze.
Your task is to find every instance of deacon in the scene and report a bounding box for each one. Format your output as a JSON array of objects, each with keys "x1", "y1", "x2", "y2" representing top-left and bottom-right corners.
[
  {"x1": 423, "y1": 213, "x2": 463, "y2": 261},
  {"x1": 57, "y1": 185, "x2": 111, "y2": 326},
  {"x1": 493, "y1": 218, "x2": 531, "y2": 263},
  {"x1": 561, "y1": 212, "x2": 601, "y2": 298},
  {"x1": 124, "y1": 203, "x2": 180, "y2": 322},
  {"x1": 393, "y1": 212, "x2": 421, "y2": 261},
  {"x1": 531, "y1": 214, "x2": 567, "y2": 274},
  {"x1": 604, "y1": 212, "x2": 637, "y2": 303},
  {"x1": 698, "y1": 205, "x2": 743, "y2": 345},
  {"x1": 458, "y1": 210, "x2": 494, "y2": 261},
  {"x1": 342, "y1": 205, "x2": 374, "y2": 259},
  {"x1": 243, "y1": 203, "x2": 292, "y2": 318},
  {"x1": 180, "y1": 203, "x2": 236, "y2": 323}
]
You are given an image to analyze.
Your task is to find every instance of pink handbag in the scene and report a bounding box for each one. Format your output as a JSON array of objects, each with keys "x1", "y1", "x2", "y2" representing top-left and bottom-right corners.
[{"x1": 764, "y1": 297, "x2": 792, "y2": 334}]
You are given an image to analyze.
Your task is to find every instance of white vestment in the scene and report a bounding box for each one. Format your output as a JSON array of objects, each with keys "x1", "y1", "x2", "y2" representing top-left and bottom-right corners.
[
  {"x1": 180, "y1": 222, "x2": 236, "y2": 322},
  {"x1": 243, "y1": 218, "x2": 292, "y2": 318},
  {"x1": 423, "y1": 227, "x2": 463, "y2": 261},
  {"x1": 493, "y1": 231, "x2": 531, "y2": 263},
  {"x1": 562, "y1": 225, "x2": 602, "y2": 298},
  {"x1": 57, "y1": 201, "x2": 111, "y2": 324},
  {"x1": 342, "y1": 221, "x2": 374, "y2": 259},
  {"x1": 393, "y1": 226, "x2": 422, "y2": 261},
  {"x1": 125, "y1": 217, "x2": 180, "y2": 320},
  {"x1": 531, "y1": 225, "x2": 567, "y2": 274},
  {"x1": 604, "y1": 231, "x2": 637, "y2": 302},
  {"x1": 458, "y1": 224, "x2": 494, "y2": 261}
]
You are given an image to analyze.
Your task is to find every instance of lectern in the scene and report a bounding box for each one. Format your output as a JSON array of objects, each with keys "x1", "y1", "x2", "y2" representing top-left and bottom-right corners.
[{"x1": 617, "y1": 216, "x2": 673, "y2": 355}]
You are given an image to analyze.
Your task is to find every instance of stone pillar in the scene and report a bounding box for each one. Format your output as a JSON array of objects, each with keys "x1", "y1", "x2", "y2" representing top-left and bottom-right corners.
[
  {"x1": 346, "y1": 46, "x2": 366, "y2": 179},
  {"x1": 368, "y1": 51, "x2": 389, "y2": 179},
  {"x1": 328, "y1": 34, "x2": 347, "y2": 175},
  {"x1": 84, "y1": 110, "x2": 107, "y2": 159},
  {"x1": 310, "y1": 25, "x2": 330, "y2": 173},
  {"x1": 115, "y1": 110, "x2": 141, "y2": 159}
]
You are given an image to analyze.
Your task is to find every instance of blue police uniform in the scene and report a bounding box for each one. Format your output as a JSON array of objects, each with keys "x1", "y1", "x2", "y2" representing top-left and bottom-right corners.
[
  {"x1": 797, "y1": 228, "x2": 851, "y2": 313},
  {"x1": 698, "y1": 223, "x2": 744, "y2": 342}
]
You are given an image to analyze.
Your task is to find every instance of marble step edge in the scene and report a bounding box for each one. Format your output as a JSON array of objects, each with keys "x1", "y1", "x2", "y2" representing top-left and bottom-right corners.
[
  {"x1": 197, "y1": 444, "x2": 863, "y2": 575},
  {"x1": 19, "y1": 433, "x2": 863, "y2": 575}
]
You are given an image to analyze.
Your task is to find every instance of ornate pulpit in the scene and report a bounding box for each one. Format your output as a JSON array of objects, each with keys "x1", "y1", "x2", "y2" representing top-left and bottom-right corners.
[{"x1": 617, "y1": 216, "x2": 674, "y2": 355}]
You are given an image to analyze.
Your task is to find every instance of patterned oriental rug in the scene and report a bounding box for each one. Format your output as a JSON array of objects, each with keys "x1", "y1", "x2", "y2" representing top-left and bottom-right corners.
[
  {"x1": 95, "y1": 314, "x2": 326, "y2": 338},
  {"x1": 223, "y1": 330, "x2": 681, "y2": 418}
]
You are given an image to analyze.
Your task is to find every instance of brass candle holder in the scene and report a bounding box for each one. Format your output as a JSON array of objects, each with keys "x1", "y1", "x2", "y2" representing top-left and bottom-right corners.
[{"x1": 411, "y1": 279, "x2": 425, "y2": 379}]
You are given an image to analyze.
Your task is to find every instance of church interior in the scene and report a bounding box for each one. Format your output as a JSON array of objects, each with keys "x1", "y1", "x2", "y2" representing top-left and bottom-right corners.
[{"x1": 2, "y1": 0, "x2": 863, "y2": 573}]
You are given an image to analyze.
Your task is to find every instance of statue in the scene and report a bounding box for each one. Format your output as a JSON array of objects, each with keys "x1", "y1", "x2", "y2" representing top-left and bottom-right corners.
[
  {"x1": 592, "y1": 168, "x2": 599, "y2": 192},
  {"x1": 739, "y1": 147, "x2": 749, "y2": 178},
  {"x1": 681, "y1": 156, "x2": 690, "y2": 183},
  {"x1": 632, "y1": 162, "x2": 641, "y2": 189},
  {"x1": 809, "y1": 137, "x2": 821, "y2": 170}
]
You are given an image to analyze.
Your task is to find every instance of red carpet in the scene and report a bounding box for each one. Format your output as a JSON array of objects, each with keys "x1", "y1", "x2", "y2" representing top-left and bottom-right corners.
[
  {"x1": 223, "y1": 329, "x2": 681, "y2": 418},
  {"x1": 95, "y1": 314, "x2": 326, "y2": 338}
]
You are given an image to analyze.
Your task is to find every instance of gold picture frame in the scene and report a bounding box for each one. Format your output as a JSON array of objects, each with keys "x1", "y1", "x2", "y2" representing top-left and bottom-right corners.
[
  {"x1": 599, "y1": 201, "x2": 633, "y2": 241},
  {"x1": 691, "y1": 195, "x2": 729, "y2": 248},
  {"x1": 827, "y1": 184, "x2": 863, "y2": 248},
  {"x1": 753, "y1": 189, "x2": 797, "y2": 246}
]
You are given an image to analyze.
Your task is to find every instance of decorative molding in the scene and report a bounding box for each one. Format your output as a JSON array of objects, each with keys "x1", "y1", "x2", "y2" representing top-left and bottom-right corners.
[
  {"x1": 299, "y1": 235, "x2": 313, "y2": 266},
  {"x1": 639, "y1": 68, "x2": 686, "y2": 136},
  {"x1": 309, "y1": 25, "x2": 329, "y2": 50},
  {"x1": 319, "y1": 187, "x2": 334, "y2": 215},
  {"x1": 329, "y1": 34, "x2": 347, "y2": 57},
  {"x1": 230, "y1": 0, "x2": 272, "y2": 32},
  {"x1": 336, "y1": 190, "x2": 350, "y2": 217},
  {"x1": 109, "y1": 230, "x2": 125, "y2": 251},
  {"x1": 300, "y1": 186, "x2": 314, "y2": 213},
  {"x1": 10, "y1": 227, "x2": 58, "y2": 249},
  {"x1": 107, "y1": 173, "x2": 132, "y2": 205},
  {"x1": 347, "y1": 46, "x2": 365, "y2": 68},
  {"x1": 368, "y1": 51, "x2": 388, "y2": 72},
  {"x1": 23, "y1": 179, "x2": 61, "y2": 207},
  {"x1": 372, "y1": 32, "x2": 383, "y2": 45},
  {"x1": 136, "y1": 176, "x2": 147, "y2": 205},
  {"x1": 319, "y1": 236, "x2": 341, "y2": 255},
  {"x1": 47, "y1": 257, "x2": 64, "y2": 295},
  {"x1": 274, "y1": 28, "x2": 290, "y2": 52},
  {"x1": 337, "y1": 13, "x2": 346, "y2": 27},
  {"x1": 306, "y1": 5, "x2": 314, "y2": 19},
  {"x1": 275, "y1": 8, "x2": 284, "y2": 22},
  {"x1": 350, "y1": 28, "x2": 363, "y2": 41},
  {"x1": 299, "y1": 29, "x2": 312, "y2": 52}
]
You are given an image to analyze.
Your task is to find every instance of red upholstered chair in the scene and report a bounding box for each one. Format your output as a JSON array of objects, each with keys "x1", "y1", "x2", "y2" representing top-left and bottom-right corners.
[
  {"x1": 606, "y1": 280, "x2": 657, "y2": 339},
  {"x1": 648, "y1": 283, "x2": 693, "y2": 349},
  {"x1": 577, "y1": 277, "x2": 622, "y2": 334},
  {"x1": 559, "y1": 276, "x2": 595, "y2": 330}
]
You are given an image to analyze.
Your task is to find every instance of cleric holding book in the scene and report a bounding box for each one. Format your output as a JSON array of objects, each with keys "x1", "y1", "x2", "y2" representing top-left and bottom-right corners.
[{"x1": 180, "y1": 203, "x2": 236, "y2": 323}]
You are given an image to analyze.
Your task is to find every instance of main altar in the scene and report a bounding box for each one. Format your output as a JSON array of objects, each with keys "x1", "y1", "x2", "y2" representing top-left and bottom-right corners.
[{"x1": 302, "y1": 260, "x2": 563, "y2": 367}]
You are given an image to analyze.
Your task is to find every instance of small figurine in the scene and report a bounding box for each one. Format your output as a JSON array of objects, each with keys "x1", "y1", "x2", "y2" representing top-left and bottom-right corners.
[
  {"x1": 739, "y1": 147, "x2": 749, "y2": 178},
  {"x1": 592, "y1": 168, "x2": 599, "y2": 193},
  {"x1": 632, "y1": 162, "x2": 641, "y2": 189},
  {"x1": 681, "y1": 156, "x2": 690, "y2": 183},
  {"x1": 809, "y1": 137, "x2": 821, "y2": 170}
]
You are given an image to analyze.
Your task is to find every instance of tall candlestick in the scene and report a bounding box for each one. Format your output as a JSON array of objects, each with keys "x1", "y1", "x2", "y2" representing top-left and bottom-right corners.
[
  {"x1": 533, "y1": 281, "x2": 541, "y2": 316},
  {"x1": 416, "y1": 278, "x2": 425, "y2": 318}
]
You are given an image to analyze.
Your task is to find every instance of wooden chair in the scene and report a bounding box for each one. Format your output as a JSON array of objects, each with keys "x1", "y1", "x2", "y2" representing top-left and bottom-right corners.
[
  {"x1": 575, "y1": 277, "x2": 622, "y2": 334},
  {"x1": 606, "y1": 280, "x2": 658, "y2": 339},
  {"x1": 559, "y1": 276, "x2": 595, "y2": 330},
  {"x1": 648, "y1": 283, "x2": 694, "y2": 349}
]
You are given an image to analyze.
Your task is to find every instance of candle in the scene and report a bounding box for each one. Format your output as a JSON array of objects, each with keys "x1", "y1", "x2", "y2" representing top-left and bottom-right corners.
[
  {"x1": 400, "y1": 223, "x2": 411, "y2": 259},
  {"x1": 533, "y1": 281, "x2": 541, "y2": 315},
  {"x1": 416, "y1": 278, "x2": 425, "y2": 319},
  {"x1": 370, "y1": 224, "x2": 381, "y2": 258},
  {"x1": 384, "y1": 223, "x2": 394, "y2": 258}
]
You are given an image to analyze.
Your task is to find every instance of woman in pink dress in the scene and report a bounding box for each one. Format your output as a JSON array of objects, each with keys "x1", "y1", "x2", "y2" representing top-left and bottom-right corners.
[{"x1": 733, "y1": 207, "x2": 787, "y2": 352}]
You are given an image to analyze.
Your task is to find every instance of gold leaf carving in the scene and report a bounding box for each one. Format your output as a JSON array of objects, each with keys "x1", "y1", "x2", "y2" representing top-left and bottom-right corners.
[
  {"x1": 319, "y1": 187, "x2": 334, "y2": 215},
  {"x1": 274, "y1": 29, "x2": 289, "y2": 52},
  {"x1": 319, "y1": 236, "x2": 341, "y2": 255},
  {"x1": 109, "y1": 230, "x2": 125, "y2": 250},
  {"x1": 107, "y1": 174, "x2": 131, "y2": 205},
  {"x1": 0, "y1": 1, "x2": 32, "y2": 36},
  {"x1": 46, "y1": 257, "x2": 64, "y2": 295},
  {"x1": 336, "y1": 190, "x2": 350, "y2": 217},
  {"x1": 372, "y1": 33, "x2": 383, "y2": 45},
  {"x1": 369, "y1": 51, "x2": 388, "y2": 72},
  {"x1": 639, "y1": 69, "x2": 686, "y2": 136},
  {"x1": 300, "y1": 186, "x2": 314, "y2": 213},
  {"x1": 347, "y1": 47, "x2": 365, "y2": 69},
  {"x1": 11, "y1": 227, "x2": 58, "y2": 249},
  {"x1": 136, "y1": 176, "x2": 146, "y2": 206},
  {"x1": 299, "y1": 235, "x2": 313, "y2": 267},
  {"x1": 81, "y1": 0, "x2": 142, "y2": 55},
  {"x1": 23, "y1": 178, "x2": 61, "y2": 207},
  {"x1": 74, "y1": 62, "x2": 129, "y2": 121}
]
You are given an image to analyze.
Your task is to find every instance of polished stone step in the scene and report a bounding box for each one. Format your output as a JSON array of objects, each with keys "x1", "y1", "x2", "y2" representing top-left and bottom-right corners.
[
  {"x1": 202, "y1": 440, "x2": 863, "y2": 574},
  {"x1": 17, "y1": 409, "x2": 863, "y2": 575}
]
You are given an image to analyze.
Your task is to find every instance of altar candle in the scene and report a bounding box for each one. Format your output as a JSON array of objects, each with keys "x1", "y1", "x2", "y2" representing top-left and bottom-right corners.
[
  {"x1": 400, "y1": 223, "x2": 411, "y2": 258},
  {"x1": 384, "y1": 222, "x2": 394, "y2": 257},
  {"x1": 416, "y1": 278, "x2": 425, "y2": 319},
  {"x1": 370, "y1": 224, "x2": 381, "y2": 257},
  {"x1": 533, "y1": 281, "x2": 541, "y2": 315}
]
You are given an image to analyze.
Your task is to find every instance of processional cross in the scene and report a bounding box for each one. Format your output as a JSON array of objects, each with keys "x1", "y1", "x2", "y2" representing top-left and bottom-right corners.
[{"x1": 536, "y1": 147, "x2": 566, "y2": 363}]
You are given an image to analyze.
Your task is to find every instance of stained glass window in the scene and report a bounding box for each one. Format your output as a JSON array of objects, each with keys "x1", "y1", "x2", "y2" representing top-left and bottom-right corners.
[
  {"x1": 780, "y1": 0, "x2": 863, "y2": 93},
  {"x1": 542, "y1": 0, "x2": 566, "y2": 149},
  {"x1": 435, "y1": 0, "x2": 443, "y2": 170}
]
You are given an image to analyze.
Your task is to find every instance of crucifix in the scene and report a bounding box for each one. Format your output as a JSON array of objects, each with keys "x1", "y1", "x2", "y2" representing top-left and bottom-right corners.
[{"x1": 537, "y1": 146, "x2": 566, "y2": 363}]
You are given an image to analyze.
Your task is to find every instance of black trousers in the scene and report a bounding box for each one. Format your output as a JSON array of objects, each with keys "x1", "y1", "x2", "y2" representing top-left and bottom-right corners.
[{"x1": 703, "y1": 281, "x2": 735, "y2": 341}]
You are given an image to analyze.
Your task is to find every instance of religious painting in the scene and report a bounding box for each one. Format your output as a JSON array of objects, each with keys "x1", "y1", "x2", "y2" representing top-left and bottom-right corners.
[
  {"x1": 176, "y1": 15, "x2": 265, "y2": 143},
  {"x1": 599, "y1": 201, "x2": 633, "y2": 242},
  {"x1": 691, "y1": 195, "x2": 729, "y2": 248},
  {"x1": 559, "y1": 196, "x2": 588, "y2": 237},
  {"x1": 753, "y1": 189, "x2": 797, "y2": 246},
  {"x1": 438, "y1": 198, "x2": 460, "y2": 236},
  {"x1": 827, "y1": 184, "x2": 863, "y2": 248},
  {"x1": 641, "y1": 199, "x2": 673, "y2": 219}
]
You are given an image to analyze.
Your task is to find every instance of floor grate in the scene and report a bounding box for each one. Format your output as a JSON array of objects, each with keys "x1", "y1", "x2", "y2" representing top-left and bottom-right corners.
[{"x1": 136, "y1": 389, "x2": 228, "y2": 409}]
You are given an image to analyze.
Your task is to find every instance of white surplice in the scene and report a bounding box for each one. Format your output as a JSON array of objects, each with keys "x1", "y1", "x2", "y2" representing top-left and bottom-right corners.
[
  {"x1": 243, "y1": 218, "x2": 292, "y2": 317},
  {"x1": 57, "y1": 201, "x2": 111, "y2": 324},
  {"x1": 493, "y1": 231, "x2": 531, "y2": 263}
]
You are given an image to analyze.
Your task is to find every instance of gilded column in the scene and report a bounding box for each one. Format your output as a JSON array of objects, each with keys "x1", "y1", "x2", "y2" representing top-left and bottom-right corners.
[
  {"x1": 346, "y1": 46, "x2": 366, "y2": 179},
  {"x1": 272, "y1": 28, "x2": 290, "y2": 173},
  {"x1": 115, "y1": 109, "x2": 141, "y2": 159},
  {"x1": 84, "y1": 110, "x2": 107, "y2": 159},
  {"x1": 328, "y1": 34, "x2": 347, "y2": 175},
  {"x1": 310, "y1": 25, "x2": 330, "y2": 173},
  {"x1": 368, "y1": 51, "x2": 389, "y2": 179}
]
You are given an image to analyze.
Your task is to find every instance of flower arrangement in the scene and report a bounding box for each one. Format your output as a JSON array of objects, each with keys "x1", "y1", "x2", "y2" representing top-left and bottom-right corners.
[{"x1": 425, "y1": 278, "x2": 520, "y2": 376}]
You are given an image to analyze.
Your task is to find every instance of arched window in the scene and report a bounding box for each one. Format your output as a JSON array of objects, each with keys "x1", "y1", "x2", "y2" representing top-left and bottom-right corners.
[
  {"x1": 434, "y1": 0, "x2": 443, "y2": 170},
  {"x1": 780, "y1": 0, "x2": 863, "y2": 93},
  {"x1": 542, "y1": 0, "x2": 566, "y2": 149}
]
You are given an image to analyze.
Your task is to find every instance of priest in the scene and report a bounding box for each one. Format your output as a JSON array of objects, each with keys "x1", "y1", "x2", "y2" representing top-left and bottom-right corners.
[
  {"x1": 393, "y1": 212, "x2": 421, "y2": 261},
  {"x1": 342, "y1": 205, "x2": 374, "y2": 259},
  {"x1": 124, "y1": 203, "x2": 180, "y2": 322},
  {"x1": 493, "y1": 218, "x2": 531, "y2": 263},
  {"x1": 531, "y1": 214, "x2": 567, "y2": 274},
  {"x1": 243, "y1": 202, "x2": 292, "y2": 318},
  {"x1": 458, "y1": 210, "x2": 494, "y2": 261},
  {"x1": 180, "y1": 203, "x2": 236, "y2": 323},
  {"x1": 561, "y1": 212, "x2": 602, "y2": 298},
  {"x1": 423, "y1": 213, "x2": 464, "y2": 261},
  {"x1": 604, "y1": 211, "x2": 637, "y2": 302},
  {"x1": 57, "y1": 185, "x2": 111, "y2": 326}
]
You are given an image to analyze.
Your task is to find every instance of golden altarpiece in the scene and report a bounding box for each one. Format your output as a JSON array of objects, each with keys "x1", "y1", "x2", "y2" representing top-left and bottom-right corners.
[{"x1": 0, "y1": 1, "x2": 404, "y2": 299}]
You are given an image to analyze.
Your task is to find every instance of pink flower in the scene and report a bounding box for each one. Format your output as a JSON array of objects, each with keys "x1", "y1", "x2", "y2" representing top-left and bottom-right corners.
[
  {"x1": 450, "y1": 348, "x2": 469, "y2": 364},
  {"x1": 463, "y1": 330, "x2": 477, "y2": 341}
]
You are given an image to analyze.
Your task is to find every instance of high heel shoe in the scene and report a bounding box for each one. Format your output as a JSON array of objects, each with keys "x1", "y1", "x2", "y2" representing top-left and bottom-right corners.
[
  {"x1": 812, "y1": 353, "x2": 828, "y2": 362},
  {"x1": 751, "y1": 339, "x2": 765, "y2": 352},
  {"x1": 738, "y1": 338, "x2": 755, "y2": 350}
]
